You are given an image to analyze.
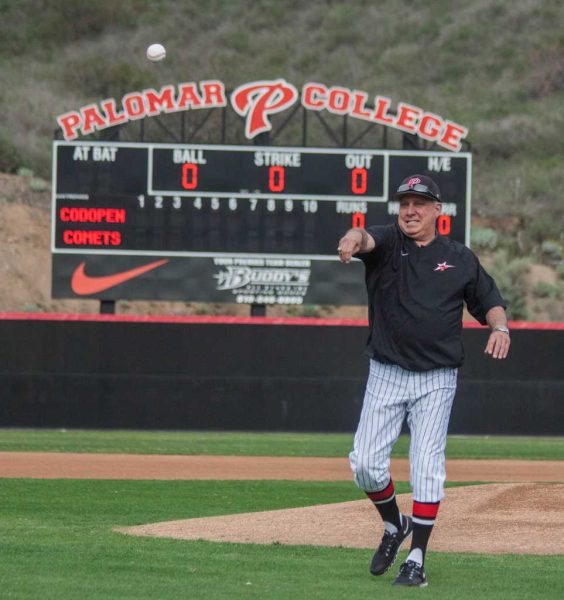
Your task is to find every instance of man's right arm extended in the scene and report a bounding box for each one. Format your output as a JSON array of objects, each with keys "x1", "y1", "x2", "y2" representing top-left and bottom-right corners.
[{"x1": 337, "y1": 228, "x2": 376, "y2": 263}]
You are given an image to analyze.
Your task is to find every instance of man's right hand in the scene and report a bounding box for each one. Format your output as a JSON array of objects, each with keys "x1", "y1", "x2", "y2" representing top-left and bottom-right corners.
[{"x1": 337, "y1": 228, "x2": 373, "y2": 263}]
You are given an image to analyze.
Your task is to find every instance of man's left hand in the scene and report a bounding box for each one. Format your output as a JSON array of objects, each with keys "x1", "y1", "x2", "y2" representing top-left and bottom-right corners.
[{"x1": 484, "y1": 331, "x2": 510, "y2": 359}]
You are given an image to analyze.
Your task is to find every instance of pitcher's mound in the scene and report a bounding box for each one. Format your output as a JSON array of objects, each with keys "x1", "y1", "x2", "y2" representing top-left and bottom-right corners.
[{"x1": 118, "y1": 483, "x2": 564, "y2": 555}]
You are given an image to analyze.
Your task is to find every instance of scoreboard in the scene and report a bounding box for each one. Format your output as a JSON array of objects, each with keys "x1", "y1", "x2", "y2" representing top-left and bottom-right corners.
[{"x1": 51, "y1": 141, "x2": 471, "y2": 305}]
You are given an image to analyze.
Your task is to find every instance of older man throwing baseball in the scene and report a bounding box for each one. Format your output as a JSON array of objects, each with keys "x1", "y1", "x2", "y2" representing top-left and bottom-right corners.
[{"x1": 338, "y1": 174, "x2": 510, "y2": 587}]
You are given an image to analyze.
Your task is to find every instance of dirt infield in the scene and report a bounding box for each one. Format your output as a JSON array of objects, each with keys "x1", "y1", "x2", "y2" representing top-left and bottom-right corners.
[
  {"x1": 2, "y1": 452, "x2": 564, "y2": 481},
  {"x1": 118, "y1": 483, "x2": 564, "y2": 555},
  {"x1": 3, "y1": 452, "x2": 563, "y2": 555}
]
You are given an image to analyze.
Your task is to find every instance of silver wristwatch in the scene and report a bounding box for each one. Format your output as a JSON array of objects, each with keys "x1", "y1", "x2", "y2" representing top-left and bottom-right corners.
[{"x1": 492, "y1": 325, "x2": 510, "y2": 335}]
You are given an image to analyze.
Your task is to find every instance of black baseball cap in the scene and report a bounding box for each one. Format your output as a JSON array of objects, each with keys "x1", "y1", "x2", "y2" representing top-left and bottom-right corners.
[{"x1": 394, "y1": 174, "x2": 441, "y2": 202}]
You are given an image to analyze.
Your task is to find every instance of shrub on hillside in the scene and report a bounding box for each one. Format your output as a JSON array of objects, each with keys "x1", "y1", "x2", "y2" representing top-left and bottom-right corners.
[
  {"x1": 0, "y1": 135, "x2": 23, "y2": 173},
  {"x1": 487, "y1": 250, "x2": 530, "y2": 321},
  {"x1": 526, "y1": 214, "x2": 563, "y2": 245},
  {"x1": 515, "y1": 214, "x2": 564, "y2": 266},
  {"x1": 0, "y1": 1, "x2": 148, "y2": 55},
  {"x1": 533, "y1": 282, "x2": 562, "y2": 300},
  {"x1": 540, "y1": 240, "x2": 563, "y2": 263},
  {"x1": 63, "y1": 55, "x2": 153, "y2": 99},
  {"x1": 471, "y1": 227, "x2": 499, "y2": 250}
]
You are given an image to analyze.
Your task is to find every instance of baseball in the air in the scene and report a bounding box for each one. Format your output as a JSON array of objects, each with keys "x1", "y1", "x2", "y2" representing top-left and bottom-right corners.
[{"x1": 146, "y1": 43, "x2": 166, "y2": 62}]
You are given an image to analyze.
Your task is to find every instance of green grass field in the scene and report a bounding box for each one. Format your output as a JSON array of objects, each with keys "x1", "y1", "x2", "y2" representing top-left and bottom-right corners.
[
  {"x1": 1, "y1": 430, "x2": 563, "y2": 599},
  {"x1": 1, "y1": 429, "x2": 564, "y2": 460}
]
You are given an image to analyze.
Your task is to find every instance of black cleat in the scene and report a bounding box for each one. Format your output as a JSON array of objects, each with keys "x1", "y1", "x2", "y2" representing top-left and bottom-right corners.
[
  {"x1": 392, "y1": 560, "x2": 428, "y2": 587},
  {"x1": 370, "y1": 515, "x2": 413, "y2": 576}
]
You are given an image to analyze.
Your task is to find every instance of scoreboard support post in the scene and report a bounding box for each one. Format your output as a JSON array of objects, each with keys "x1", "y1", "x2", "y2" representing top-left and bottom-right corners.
[
  {"x1": 100, "y1": 300, "x2": 116, "y2": 314},
  {"x1": 250, "y1": 304, "x2": 267, "y2": 317}
]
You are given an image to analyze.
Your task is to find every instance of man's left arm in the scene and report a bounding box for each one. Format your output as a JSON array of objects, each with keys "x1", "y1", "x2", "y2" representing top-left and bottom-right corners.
[{"x1": 484, "y1": 306, "x2": 511, "y2": 359}]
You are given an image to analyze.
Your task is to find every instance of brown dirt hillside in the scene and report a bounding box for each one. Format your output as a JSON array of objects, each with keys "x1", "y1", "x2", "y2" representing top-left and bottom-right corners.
[
  {"x1": 0, "y1": 171, "x2": 561, "y2": 320},
  {"x1": 0, "y1": 173, "x2": 93, "y2": 313}
]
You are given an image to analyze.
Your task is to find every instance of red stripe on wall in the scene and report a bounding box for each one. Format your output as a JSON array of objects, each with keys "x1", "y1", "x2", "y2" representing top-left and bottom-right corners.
[
  {"x1": 0, "y1": 313, "x2": 367, "y2": 326},
  {"x1": 0, "y1": 313, "x2": 563, "y2": 330}
]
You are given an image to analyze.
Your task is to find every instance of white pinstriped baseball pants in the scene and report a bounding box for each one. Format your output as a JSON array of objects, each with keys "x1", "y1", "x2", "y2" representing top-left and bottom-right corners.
[{"x1": 349, "y1": 359, "x2": 458, "y2": 503}]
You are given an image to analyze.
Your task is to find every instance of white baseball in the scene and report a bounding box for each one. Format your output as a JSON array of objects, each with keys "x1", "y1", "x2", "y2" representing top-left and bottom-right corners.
[{"x1": 146, "y1": 43, "x2": 166, "y2": 62}]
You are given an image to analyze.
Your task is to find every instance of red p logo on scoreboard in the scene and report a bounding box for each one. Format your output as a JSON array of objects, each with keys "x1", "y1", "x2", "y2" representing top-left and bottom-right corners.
[{"x1": 231, "y1": 79, "x2": 299, "y2": 139}]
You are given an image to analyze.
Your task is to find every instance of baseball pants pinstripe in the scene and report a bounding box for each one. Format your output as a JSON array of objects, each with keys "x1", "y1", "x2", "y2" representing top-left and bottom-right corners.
[{"x1": 349, "y1": 359, "x2": 458, "y2": 503}]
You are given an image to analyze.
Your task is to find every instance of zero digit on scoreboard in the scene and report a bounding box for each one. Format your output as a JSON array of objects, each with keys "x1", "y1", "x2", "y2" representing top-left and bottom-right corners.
[
  {"x1": 437, "y1": 214, "x2": 451, "y2": 235},
  {"x1": 352, "y1": 212, "x2": 366, "y2": 228},
  {"x1": 268, "y1": 166, "x2": 285, "y2": 192},
  {"x1": 351, "y1": 167, "x2": 368, "y2": 194},
  {"x1": 181, "y1": 163, "x2": 198, "y2": 189}
]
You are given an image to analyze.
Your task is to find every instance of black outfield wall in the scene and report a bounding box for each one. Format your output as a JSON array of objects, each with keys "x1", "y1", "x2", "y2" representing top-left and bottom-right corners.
[{"x1": 0, "y1": 316, "x2": 562, "y2": 434}]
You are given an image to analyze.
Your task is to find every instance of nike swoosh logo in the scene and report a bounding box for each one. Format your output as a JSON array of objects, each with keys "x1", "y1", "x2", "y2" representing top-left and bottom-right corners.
[{"x1": 71, "y1": 259, "x2": 169, "y2": 295}]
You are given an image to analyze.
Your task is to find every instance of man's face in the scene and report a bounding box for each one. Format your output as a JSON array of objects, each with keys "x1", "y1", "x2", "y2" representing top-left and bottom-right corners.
[{"x1": 398, "y1": 194, "x2": 442, "y2": 242}]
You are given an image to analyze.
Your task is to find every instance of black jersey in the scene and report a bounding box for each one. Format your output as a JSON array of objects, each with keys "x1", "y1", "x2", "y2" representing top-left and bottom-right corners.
[{"x1": 357, "y1": 223, "x2": 506, "y2": 371}]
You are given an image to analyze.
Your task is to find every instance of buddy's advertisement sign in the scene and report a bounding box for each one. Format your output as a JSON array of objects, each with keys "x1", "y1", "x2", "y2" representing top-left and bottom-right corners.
[{"x1": 52, "y1": 79, "x2": 471, "y2": 306}]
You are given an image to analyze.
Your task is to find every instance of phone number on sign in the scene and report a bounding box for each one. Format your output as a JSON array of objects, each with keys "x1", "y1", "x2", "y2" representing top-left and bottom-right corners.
[{"x1": 235, "y1": 295, "x2": 304, "y2": 305}]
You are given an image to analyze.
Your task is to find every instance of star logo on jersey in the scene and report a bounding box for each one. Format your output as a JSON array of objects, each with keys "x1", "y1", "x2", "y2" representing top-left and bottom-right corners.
[{"x1": 434, "y1": 262, "x2": 455, "y2": 272}]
